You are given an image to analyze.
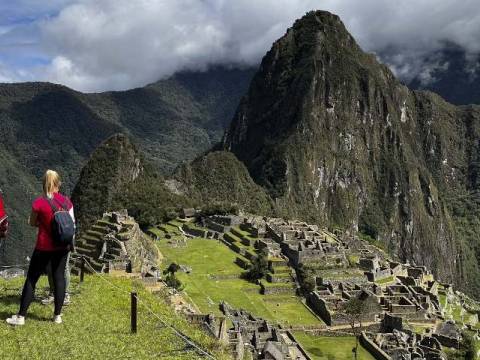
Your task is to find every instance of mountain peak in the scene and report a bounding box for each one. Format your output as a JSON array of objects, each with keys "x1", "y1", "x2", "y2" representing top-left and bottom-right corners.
[{"x1": 222, "y1": 11, "x2": 480, "y2": 295}]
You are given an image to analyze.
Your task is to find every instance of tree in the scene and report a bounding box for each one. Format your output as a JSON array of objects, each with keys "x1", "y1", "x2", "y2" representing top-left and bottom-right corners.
[
  {"x1": 297, "y1": 264, "x2": 316, "y2": 295},
  {"x1": 344, "y1": 296, "x2": 378, "y2": 360},
  {"x1": 165, "y1": 262, "x2": 180, "y2": 275},
  {"x1": 164, "y1": 262, "x2": 183, "y2": 290},
  {"x1": 243, "y1": 249, "x2": 269, "y2": 281}
]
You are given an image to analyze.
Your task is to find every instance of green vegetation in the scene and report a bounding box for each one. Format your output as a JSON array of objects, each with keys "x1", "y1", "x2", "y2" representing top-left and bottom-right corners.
[
  {"x1": 0, "y1": 275, "x2": 229, "y2": 359},
  {"x1": 291, "y1": 332, "x2": 374, "y2": 360},
  {"x1": 219, "y1": 9, "x2": 480, "y2": 297},
  {"x1": 242, "y1": 248, "x2": 269, "y2": 281},
  {"x1": 174, "y1": 151, "x2": 274, "y2": 216},
  {"x1": 297, "y1": 264, "x2": 317, "y2": 295},
  {"x1": 375, "y1": 276, "x2": 395, "y2": 285},
  {"x1": 164, "y1": 263, "x2": 184, "y2": 290},
  {"x1": 156, "y1": 237, "x2": 321, "y2": 326}
]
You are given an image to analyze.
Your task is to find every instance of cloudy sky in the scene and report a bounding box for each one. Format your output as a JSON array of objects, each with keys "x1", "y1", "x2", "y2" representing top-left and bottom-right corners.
[{"x1": 1, "y1": 0, "x2": 479, "y2": 92}]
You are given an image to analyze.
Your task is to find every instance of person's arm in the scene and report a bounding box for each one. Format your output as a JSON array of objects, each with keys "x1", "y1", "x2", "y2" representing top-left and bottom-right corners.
[{"x1": 29, "y1": 210, "x2": 38, "y2": 227}]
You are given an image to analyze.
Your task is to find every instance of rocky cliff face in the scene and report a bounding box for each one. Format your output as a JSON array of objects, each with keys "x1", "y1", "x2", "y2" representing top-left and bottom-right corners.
[{"x1": 223, "y1": 11, "x2": 480, "y2": 295}]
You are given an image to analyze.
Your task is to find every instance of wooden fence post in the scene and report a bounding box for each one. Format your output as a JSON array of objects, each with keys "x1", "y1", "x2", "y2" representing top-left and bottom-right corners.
[
  {"x1": 131, "y1": 291, "x2": 137, "y2": 334},
  {"x1": 80, "y1": 257, "x2": 85, "y2": 283}
]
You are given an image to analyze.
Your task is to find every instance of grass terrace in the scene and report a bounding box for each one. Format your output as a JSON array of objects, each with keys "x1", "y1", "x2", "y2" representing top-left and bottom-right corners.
[
  {"x1": 375, "y1": 276, "x2": 396, "y2": 285},
  {"x1": 156, "y1": 237, "x2": 322, "y2": 326},
  {"x1": 291, "y1": 331, "x2": 374, "y2": 360}
]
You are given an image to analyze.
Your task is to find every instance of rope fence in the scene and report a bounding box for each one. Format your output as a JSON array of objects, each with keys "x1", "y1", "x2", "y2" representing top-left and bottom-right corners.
[
  {"x1": 0, "y1": 251, "x2": 217, "y2": 358},
  {"x1": 80, "y1": 256, "x2": 217, "y2": 359}
]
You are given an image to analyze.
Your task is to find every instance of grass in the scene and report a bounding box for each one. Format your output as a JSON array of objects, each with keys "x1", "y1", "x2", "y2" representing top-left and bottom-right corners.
[
  {"x1": 375, "y1": 276, "x2": 395, "y2": 285},
  {"x1": 316, "y1": 268, "x2": 365, "y2": 281},
  {"x1": 292, "y1": 331, "x2": 375, "y2": 360},
  {"x1": 0, "y1": 275, "x2": 229, "y2": 359},
  {"x1": 157, "y1": 237, "x2": 322, "y2": 326}
]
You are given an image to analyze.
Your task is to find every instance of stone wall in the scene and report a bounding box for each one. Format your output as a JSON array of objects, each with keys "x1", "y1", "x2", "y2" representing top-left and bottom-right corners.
[
  {"x1": 181, "y1": 224, "x2": 207, "y2": 238},
  {"x1": 360, "y1": 332, "x2": 391, "y2": 360}
]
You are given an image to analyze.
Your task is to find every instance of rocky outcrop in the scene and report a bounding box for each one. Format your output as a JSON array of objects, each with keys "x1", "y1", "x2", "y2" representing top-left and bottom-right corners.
[
  {"x1": 71, "y1": 210, "x2": 158, "y2": 275},
  {"x1": 223, "y1": 11, "x2": 480, "y2": 295}
]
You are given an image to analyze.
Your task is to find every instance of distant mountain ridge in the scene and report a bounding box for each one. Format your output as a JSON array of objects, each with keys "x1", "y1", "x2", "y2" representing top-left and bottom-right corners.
[{"x1": 0, "y1": 67, "x2": 255, "y2": 265}]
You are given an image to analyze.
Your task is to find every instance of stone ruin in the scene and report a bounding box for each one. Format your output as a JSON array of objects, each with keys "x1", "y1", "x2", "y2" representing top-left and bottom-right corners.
[
  {"x1": 158, "y1": 212, "x2": 473, "y2": 358},
  {"x1": 256, "y1": 218, "x2": 348, "y2": 268},
  {"x1": 307, "y1": 281, "x2": 382, "y2": 326},
  {"x1": 71, "y1": 210, "x2": 159, "y2": 279},
  {"x1": 220, "y1": 302, "x2": 311, "y2": 360},
  {"x1": 361, "y1": 329, "x2": 446, "y2": 360}
]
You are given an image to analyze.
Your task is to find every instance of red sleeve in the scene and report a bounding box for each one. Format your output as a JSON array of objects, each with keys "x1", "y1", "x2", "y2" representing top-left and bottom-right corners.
[
  {"x1": 32, "y1": 198, "x2": 41, "y2": 213},
  {"x1": 0, "y1": 196, "x2": 5, "y2": 218},
  {"x1": 65, "y1": 196, "x2": 73, "y2": 210}
]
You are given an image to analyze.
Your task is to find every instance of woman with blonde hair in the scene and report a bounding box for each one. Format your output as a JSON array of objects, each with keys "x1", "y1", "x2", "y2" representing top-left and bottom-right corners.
[{"x1": 6, "y1": 170, "x2": 74, "y2": 325}]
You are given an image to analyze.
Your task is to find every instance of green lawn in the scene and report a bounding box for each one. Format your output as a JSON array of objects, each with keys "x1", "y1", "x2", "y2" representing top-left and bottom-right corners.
[
  {"x1": 157, "y1": 237, "x2": 322, "y2": 326},
  {"x1": 0, "y1": 275, "x2": 229, "y2": 359},
  {"x1": 292, "y1": 332, "x2": 375, "y2": 360},
  {"x1": 375, "y1": 276, "x2": 395, "y2": 285}
]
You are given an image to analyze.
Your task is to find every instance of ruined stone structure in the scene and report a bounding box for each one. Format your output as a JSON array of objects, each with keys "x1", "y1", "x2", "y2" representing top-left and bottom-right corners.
[
  {"x1": 361, "y1": 330, "x2": 446, "y2": 360},
  {"x1": 72, "y1": 210, "x2": 159, "y2": 276},
  {"x1": 307, "y1": 281, "x2": 382, "y2": 326},
  {"x1": 156, "y1": 213, "x2": 471, "y2": 359},
  {"x1": 220, "y1": 302, "x2": 311, "y2": 360},
  {"x1": 243, "y1": 217, "x2": 348, "y2": 267}
]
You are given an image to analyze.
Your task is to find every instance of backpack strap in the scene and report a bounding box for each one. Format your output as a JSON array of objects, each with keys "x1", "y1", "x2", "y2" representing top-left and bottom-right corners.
[
  {"x1": 45, "y1": 197, "x2": 60, "y2": 214},
  {"x1": 53, "y1": 197, "x2": 68, "y2": 211},
  {"x1": 45, "y1": 196, "x2": 68, "y2": 213}
]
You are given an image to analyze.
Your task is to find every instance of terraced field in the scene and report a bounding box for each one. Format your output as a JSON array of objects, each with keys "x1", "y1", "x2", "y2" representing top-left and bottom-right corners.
[
  {"x1": 291, "y1": 332, "x2": 375, "y2": 360},
  {"x1": 156, "y1": 236, "x2": 322, "y2": 327}
]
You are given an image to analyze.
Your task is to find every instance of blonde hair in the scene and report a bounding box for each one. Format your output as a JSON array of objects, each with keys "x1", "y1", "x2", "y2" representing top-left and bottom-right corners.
[{"x1": 43, "y1": 170, "x2": 61, "y2": 198}]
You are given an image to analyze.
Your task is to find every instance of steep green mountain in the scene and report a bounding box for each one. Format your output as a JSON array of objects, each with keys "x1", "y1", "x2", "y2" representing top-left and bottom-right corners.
[
  {"x1": 71, "y1": 133, "x2": 192, "y2": 232},
  {"x1": 0, "y1": 67, "x2": 255, "y2": 265},
  {"x1": 173, "y1": 150, "x2": 273, "y2": 215},
  {"x1": 222, "y1": 11, "x2": 480, "y2": 296}
]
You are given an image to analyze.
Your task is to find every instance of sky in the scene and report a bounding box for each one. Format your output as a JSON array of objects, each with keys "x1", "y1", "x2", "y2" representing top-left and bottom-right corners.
[{"x1": 0, "y1": 0, "x2": 479, "y2": 92}]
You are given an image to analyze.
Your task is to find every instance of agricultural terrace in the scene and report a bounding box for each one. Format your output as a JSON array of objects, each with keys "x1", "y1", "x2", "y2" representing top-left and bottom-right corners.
[{"x1": 153, "y1": 221, "x2": 322, "y2": 327}]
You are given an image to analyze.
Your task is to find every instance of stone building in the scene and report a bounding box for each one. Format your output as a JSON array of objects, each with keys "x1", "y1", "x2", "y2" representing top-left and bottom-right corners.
[
  {"x1": 71, "y1": 210, "x2": 159, "y2": 276},
  {"x1": 220, "y1": 302, "x2": 310, "y2": 359}
]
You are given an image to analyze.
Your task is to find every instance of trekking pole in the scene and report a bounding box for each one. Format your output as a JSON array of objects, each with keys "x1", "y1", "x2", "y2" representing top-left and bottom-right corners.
[{"x1": 131, "y1": 291, "x2": 138, "y2": 334}]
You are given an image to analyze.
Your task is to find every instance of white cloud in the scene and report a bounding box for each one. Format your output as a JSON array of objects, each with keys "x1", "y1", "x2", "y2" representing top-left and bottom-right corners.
[{"x1": 2, "y1": 0, "x2": 480, "y2": 91}]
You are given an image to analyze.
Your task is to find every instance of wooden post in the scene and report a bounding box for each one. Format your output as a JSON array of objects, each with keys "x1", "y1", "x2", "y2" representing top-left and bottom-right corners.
[
  {"x1": 131, "y1": 291, "x2": 137, "y2": 334},
  {"x1": 80, "y1": 257, "x2": 85, "y2": 283}
]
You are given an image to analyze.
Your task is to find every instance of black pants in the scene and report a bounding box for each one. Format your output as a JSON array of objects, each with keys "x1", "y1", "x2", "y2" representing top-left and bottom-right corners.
[{"x1": 19, "y1": 249, "x2": 69, "y2": 316}]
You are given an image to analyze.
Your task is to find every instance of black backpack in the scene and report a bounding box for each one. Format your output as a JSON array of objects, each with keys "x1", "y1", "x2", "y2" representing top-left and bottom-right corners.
[{"x1": 46, "y1": 197, "x2": 75, "y2": 246}]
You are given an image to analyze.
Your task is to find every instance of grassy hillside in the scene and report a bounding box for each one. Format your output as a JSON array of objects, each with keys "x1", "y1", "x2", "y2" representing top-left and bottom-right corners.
[{"x1": 0, "y1": 275, "x2": 229, "y2": 359}]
